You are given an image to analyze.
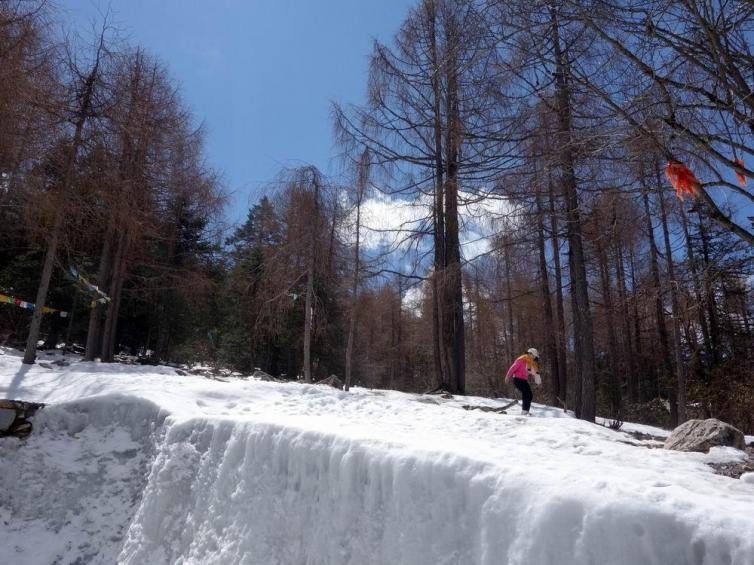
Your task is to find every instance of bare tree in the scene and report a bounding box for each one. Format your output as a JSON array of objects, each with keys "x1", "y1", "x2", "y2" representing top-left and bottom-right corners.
[
  {"x1": 24, "y1": 28, "x2": 109, "y2": 364},
  {"x1": 345, "y1": 150, "x2": 369, "y2": 391}
]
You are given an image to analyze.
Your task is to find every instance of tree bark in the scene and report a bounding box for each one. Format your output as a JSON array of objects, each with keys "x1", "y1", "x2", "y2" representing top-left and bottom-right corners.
[
  {"x1": 548, "y1": 178, "x2": 568, "y2": 404},
  {"x1": 23, "y1": 53, "x2": 101, "y2": 364},
  {"x1": 614, "y1": 243, "x2": 638, "y2": 403},
  {"x1": 536, "y1": 189, "x2": 559, "y2": 404},
  {"x1": 427, "y1": 0, "x2": 447, "y2": 391},
  {"x1": 504, "y1": 240, "x2": 515, "y2": 361},
  {"x1": 595, "y1": 217, "x2": 622, "y2": 419},
  {"x1": 100, "y1": 230, "x2": 129, "y2": 362},
  {"x1": 656, "y1": 180, "x2": 686, "y2": 424},
  {"x1": 696, "y1": 209, "x2": 721, "y2": 365},
  {"x1": 84, "y1": 230, "x2": 114, "y2": 361},
  {"x1": 550, "y1": 5, "x2": 596, "y2": 420},
  {"x1": 441, "y1": 8, "x2": 465, "y2": 395},
  {"x1": 345, "y1": 151, "x2": 368, "y2": 392},
  {"x1": 641, "y1": 184, "x2": 672, "y2": 403},
  {"x1": 302, "y1": 173, "x2": 320, "y2": 383}
]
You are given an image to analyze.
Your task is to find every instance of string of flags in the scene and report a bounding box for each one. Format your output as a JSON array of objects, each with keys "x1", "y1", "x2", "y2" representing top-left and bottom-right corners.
[
  {"x1": 0, "y1": 293, "x2": 69, "y2": 317},
  {"x1": 68, "y1": 267, "x2": 111, "y2": 308},
  {"x1": 0, "y1": 266, "x2": 111, "y2": 318}
]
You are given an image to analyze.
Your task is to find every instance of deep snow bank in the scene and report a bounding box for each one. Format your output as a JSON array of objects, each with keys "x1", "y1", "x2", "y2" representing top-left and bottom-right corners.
[
  {"x1": 1, "y1": 348, "x2": 753, "y2": 565},
  {"x1": 119, "y1": 417, "x2": 751, "y2": 565},
  {"x1": 0, "y1": 394, "x2": 166, "y2": 563}
]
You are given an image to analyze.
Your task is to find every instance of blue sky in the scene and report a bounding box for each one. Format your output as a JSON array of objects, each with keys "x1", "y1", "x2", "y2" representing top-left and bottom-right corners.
[{"x1": 60, "y1": 0, "x2": 414, "y2": 224}]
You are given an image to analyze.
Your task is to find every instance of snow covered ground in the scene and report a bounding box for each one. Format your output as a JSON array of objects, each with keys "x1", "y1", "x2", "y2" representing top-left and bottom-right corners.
[{"x1": 1, "y1": 347, "x2": 753, "y2": 565}]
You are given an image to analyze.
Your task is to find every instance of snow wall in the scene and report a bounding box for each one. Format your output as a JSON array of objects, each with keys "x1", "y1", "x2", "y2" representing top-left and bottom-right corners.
[{"x1": 1, "y1": 395, "x2": 750, "y2": 565}]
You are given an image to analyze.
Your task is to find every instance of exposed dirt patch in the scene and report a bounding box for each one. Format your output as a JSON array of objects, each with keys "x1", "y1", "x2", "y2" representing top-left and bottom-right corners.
[{"x1": 708, "y1": 447, "x2": 754, "y2": 479}]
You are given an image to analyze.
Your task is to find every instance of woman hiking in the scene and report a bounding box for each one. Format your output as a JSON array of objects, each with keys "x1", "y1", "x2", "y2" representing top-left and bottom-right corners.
[{"x1": 505, "y1": 348, "x2": 541, "y2": 416}]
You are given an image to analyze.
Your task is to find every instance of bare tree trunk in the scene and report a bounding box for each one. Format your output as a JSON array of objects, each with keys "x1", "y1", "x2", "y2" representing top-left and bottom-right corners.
[
  {"x1": 548, "y1": 180, "x2": 568, "y2": 404},
  {"x1": 23, "y1": 219, "x2": 62, "y2": 363},
  {"x1": 641, "y1": 183, "x2": 672, "y2": 403},
  {"x1": 23, "y1": 51, "x2": 102, "y2": 364},
  {"x1": 345, "y1": 150, "x2": 368, "y2": 392},
  {"x1": 395, "y1": 276, "x2": 404, "y2": 389},
  {"x1": 443, "y1": 113, "x2": 465, "y2": 394},
  {"x1": 657, "y1": 180, "x2": 686, "y2": 424},
  {"x1": 427, "y1": 0, "x2": 447, "y2": 391},
  {"x1": 84, "y1": 230, "x2": 114, "y2": 361},
  {"x1": 302, "y1": 172, "x2": 321, "y2": 383},
  {"x1": 504, "y1": 240, "x2": 515, "y2": 361},
  {"x1": 679, "y1": 205, "x2": 711, "y2": 385},
  {"x1": 595, "y1": 220, "x2": 622, "y2": 420},
  {"x1": 303, "y1": 264, "x2": 313, "y2": 383},
  {"x1": 101, "y1": 231, "x2": 129, "y2": 362},
  {"x1": 628, "y1": 244, "x2": 644, "y2": 396},
  {"x1": 536, "y1": 189, "x2": 559, "y2": 405},
  {"x1": 614, "y1": 243, "x2": 638, "y2": 403},
  {"x1": 697, "y1": 209, "x2": 721, "y2": 365},
  {"x1": 550, "y1": 5, "x2": 596, "y2": 420}
]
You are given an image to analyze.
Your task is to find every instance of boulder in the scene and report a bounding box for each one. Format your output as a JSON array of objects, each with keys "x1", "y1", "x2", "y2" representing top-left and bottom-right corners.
[
  {"x1": 0, "y1": 407, "x2": 16, "y2": 432},
  {"x1": 461, "y1": 404, "x2": 507, "y2": 415},
  {"x1": 316, "y1": 374, "x2": 344, "y2": 389},
  {"x1": 0, "y1": 399, "x2": 45, "y2": 438},
  {"x1": 664, "y1": 418, "x2": 745, "y2": 453}
]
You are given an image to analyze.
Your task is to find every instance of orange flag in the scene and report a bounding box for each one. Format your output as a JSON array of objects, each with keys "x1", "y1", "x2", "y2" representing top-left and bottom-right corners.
[
  {"x1": 734, "y1": 159, "x2": 747, "y2": 187},
  {"x1": 665, "y1": 160, "x2": 700, "y2": 200}
]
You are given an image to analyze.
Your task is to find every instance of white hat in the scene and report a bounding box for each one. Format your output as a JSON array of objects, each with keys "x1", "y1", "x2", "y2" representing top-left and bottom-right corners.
[{"x1": 527, "y1": 348, "x2": 540, "y2": 359}]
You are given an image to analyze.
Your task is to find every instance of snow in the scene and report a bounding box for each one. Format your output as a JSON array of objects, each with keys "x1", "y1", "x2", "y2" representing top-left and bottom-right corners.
[
  {"x1": 595, "y1": 417, "x2": 672, "y2": 439},
  {"x1": 1, "y1": 347, "x2": 753, "y2": 565}
]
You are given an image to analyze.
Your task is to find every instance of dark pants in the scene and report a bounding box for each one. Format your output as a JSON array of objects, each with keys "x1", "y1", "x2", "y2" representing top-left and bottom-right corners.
[{"x1": 513, "y1": 378, "x2": 533, "y2": 412}]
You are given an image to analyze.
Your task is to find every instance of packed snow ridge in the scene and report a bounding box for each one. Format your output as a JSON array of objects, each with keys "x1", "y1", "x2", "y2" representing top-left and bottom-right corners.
[{"x1": 1, "y1": 348, "x2": 752, "y2": 565}]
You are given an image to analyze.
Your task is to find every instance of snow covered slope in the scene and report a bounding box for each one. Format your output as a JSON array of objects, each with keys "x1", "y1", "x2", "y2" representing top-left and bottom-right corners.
[{"x1": 1, "y1": 348, "x2": 752, "y2": 565}]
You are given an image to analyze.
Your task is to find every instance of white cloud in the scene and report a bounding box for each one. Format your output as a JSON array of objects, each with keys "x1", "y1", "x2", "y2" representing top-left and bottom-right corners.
[
  {"x1": 401, "y1": 283, "x2": 426, "y2": 316},
  {"x1": 348, "y1": 188, "x2": 513, "y2": 263},
  {"x1": 358, "y1": 191, "x2": 430, "y2": 250}
]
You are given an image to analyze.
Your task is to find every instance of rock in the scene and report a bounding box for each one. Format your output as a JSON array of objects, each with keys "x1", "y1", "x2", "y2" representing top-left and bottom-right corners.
[
  {"x1": 0, "y1": 399, "x2": 45, "y2": 438},
  {"x1": 462, "y1": 405, "x2": 507, "y2": 414},
  {"x1": 0, "y1": 408, "x2": 16, "y2": 432},
  {"x1": 316, "y1": 374, "x2": 344, "y2": 389},
  {"x1": 0, "y1": 399, "x2": 45, "y2": 414},
  {"x1": 8, "y1": 420, "x2": 32, "y2": 438},
  {"x1": 414, "y1": 397, "x2": 441, "y2": 405},
  {"x1": 252, "y1": 370, "x2": 287, "y2": 382},
  {"x1": 423, "y1": 387, "x2": 453, "y2": 397},
  {"x1": 665, "y1": 418, "x2": 746, "y2": 453}
]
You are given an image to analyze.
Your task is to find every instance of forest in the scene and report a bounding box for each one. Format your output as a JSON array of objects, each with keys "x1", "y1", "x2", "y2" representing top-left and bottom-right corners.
[{"x1": 1, "y1": 0, "x2": 752, "y2": 433}]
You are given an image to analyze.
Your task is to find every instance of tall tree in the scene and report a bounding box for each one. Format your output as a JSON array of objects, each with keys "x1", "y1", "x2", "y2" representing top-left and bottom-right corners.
[
  {"x1": 24, "y1": 31, "x2": 108, "y2": 364},
  {"x1": 345, "y1": 150, "x2": 369, "y2": 391}
]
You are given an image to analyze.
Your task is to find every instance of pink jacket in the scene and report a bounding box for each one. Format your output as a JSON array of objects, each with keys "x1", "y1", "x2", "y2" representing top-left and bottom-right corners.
[{"x1": 506, "y1": 354, "x2": 539, "y2": 381}]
